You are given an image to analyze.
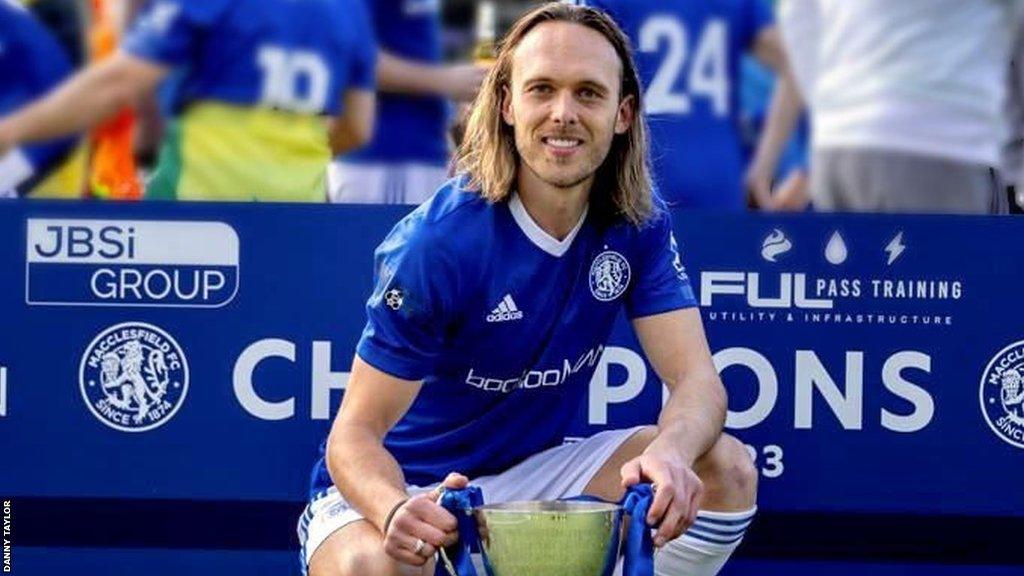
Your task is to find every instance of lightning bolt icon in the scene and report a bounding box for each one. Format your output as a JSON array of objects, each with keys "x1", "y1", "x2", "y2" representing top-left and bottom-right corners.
[{"x1": 885, "y1": 232, "x2": 906, "y2": 265}]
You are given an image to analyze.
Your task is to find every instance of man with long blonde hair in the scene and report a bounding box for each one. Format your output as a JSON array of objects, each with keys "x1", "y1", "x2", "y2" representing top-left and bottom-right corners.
[{"x1": 301, "y1": 4, "x2": 757, "y2": 575}]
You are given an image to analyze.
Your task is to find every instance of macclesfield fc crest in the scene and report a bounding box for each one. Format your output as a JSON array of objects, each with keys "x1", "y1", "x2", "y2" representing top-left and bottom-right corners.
[
  {"x1": 980, "y1": 339, "x2": 1024, "y2": 449},
  {"x1": 79, "y1": 322, "x2": 189, "y2": 432},
  {"x1": 589, "y1": 250, "x2": 631, "y2": 302}
]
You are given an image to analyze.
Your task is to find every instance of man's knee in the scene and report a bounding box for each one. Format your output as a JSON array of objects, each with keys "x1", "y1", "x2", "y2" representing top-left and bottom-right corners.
[
  {"x1": 308, "y1": 522, "x2": 403, "y2": 576},
  {"x1": 694, "y1": 434, "x2": 758, "y2": 510}
]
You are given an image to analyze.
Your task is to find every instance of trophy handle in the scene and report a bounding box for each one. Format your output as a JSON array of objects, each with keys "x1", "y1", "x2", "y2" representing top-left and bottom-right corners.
[
  {"x1": 436, "y1": 486, "x2": 493, "y2": 576},
  {"x1": 620, "y1": 484, "x2": 656, "y2": 576}
]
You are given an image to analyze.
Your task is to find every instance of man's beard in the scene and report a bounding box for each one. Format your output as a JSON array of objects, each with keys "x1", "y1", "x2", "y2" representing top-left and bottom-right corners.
[
  {"x1": 523, "y1": 155, "x2": 595, "y2": 190},
  {"x1": 547, "y1": 172, "x2": 592, "y2": 189}
]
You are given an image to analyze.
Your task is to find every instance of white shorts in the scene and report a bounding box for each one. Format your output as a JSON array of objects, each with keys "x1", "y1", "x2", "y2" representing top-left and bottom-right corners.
[
  {"x1": 297, "y1": 426, "x2": 646, "y2": 568},
  {"x1": 0, "y1": 147, "x2": 36, "y2": 197},
  {"x1": 326, "y1": 161, "x2": 448, "y2": 205}
]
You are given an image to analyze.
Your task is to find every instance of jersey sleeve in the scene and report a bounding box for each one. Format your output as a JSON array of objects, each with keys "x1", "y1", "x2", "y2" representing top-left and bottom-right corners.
[
  {"x1": 355, "y1": 215, "x2": 457, "y2": 380},
  {"x1": 0, "y1": 5, "x2": 78, "y2": 192},
  {"x1": 742, "y1": 0, "x2": 776, "y2": 49},
  {"x1": 345, "y1": 0, "x2": 377, "y2": 91},
  {"x1": 1, "y1": 2, "x2": 73, "y2": 109},
  {"x1": 122, "y1": 0, "x2": 228, "y2": 67},
  {"x1": 625, "y1": 209, "x2": 697, "y2": 319}
]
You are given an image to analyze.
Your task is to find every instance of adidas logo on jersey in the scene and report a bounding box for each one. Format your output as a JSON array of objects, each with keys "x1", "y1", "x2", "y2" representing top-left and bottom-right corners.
[{"x1": 486, "y1": 294, "x2": 523, "y2": 323}]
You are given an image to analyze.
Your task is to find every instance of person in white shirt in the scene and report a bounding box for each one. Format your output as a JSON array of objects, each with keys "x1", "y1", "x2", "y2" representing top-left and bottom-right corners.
[
  {"x1": 1001, "y1": 6, "x2": 1024, "y2": 213},
  {"x1": 773, "y1": 0, "x2": 1020, "y2": 214}
]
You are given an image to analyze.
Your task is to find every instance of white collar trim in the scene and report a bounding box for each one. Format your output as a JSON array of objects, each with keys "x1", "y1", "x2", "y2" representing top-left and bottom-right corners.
[{"x1": 509, "y1": 193, "x2": 588, "y2": 257}]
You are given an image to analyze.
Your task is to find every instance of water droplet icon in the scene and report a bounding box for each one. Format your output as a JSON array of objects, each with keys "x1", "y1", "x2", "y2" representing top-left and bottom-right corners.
[{"x1": 825, "y1": 231, "x2": 848, "y2": 265}]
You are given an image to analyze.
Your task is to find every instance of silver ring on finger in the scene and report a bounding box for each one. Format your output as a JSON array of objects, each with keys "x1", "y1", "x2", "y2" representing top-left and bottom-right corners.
[{"x1": 413, "y1": 538, "x2": 427, "y2": 556}]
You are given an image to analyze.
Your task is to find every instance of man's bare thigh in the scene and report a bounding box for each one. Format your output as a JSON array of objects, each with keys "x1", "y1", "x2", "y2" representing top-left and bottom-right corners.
[{"x1": 583, "y1": 425, "x2": 658, "y2": 502}]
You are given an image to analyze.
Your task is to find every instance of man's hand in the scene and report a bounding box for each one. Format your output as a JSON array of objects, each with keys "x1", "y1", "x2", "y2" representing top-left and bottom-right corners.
[
  {"x1": 620, "y1": 444, "x2": 703, "y2": 547},
  {"x1": 382, "y1": 472, "x2": 468, "y2": 566}
]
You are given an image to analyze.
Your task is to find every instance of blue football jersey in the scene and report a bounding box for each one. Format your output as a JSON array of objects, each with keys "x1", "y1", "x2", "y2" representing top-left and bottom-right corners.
[
  {"x1": 581, "y1": 0, "x2": 774, "y2": 209},
  {"x1": 343, "y1": 0, "x2": 449, "y2": 165},
  {"x1": 0, "y1": 0, "x2": 77, "y2": 192},
  {"x1": 123, "y1": 0, "x2": 376, "y2": 116},
  {"x1": 311, "y1": 178, "x2": 696, "y2": 491}
]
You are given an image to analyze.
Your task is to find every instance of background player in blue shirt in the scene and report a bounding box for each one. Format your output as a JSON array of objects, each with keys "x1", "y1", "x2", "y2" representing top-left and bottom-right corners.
[
  {"x1": 0, "y1": 0, "x2": 377, "y2": 201},
  {"x1": 327, "y1": 0, "x2": 487, "y2": 205},
  {"x1": 0, "y1": 0, "x2": 78, "y2": 197},
  {"x1": 575, "y1": 0, "x2": 793, "y2": 210},
  {"x1": 300, "y1": 4, "x2": 757, "y2": 575}
]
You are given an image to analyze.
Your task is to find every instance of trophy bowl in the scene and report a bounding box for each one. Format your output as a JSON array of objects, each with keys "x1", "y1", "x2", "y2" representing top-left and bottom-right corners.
[{"x1": 473, "y1": 500, "x2": 622, "y2": 576}]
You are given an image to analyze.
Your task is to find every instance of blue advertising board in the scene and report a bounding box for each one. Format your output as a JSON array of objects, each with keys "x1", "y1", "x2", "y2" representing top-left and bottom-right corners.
[{"x1": 1, "y1": 200, "x2": 1022, "y2": 571}]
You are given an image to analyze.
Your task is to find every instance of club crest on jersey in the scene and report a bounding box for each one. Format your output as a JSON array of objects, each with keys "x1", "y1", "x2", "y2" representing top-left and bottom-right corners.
[
  {"x1": 589, "y1": 250, "x2": 630, "y2": 302},
  {"x1": 980, "y1": 340, "x2": 1024, "y2": 449},
  {"x1": 79, "y1": 322, "x2": 189, "y2": 432}
]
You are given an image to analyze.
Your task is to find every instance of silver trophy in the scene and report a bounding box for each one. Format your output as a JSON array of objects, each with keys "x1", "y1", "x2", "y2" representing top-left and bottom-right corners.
[
  {"x1": 436, "y1": 485, "x2": 654, "y2": 576},
  {"x1": 437, "y1": 501, "x2": 622, "y2": 576}
]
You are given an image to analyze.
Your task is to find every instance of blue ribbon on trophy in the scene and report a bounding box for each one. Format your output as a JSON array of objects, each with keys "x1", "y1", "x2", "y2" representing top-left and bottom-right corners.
[
  {"x1": 435, "y1": 483, "x2": 656, "y2": 576},
  {"x1": 436, "y1": 486, "x2": 490, "y2": 576},
  {"x1": 620, "y1": 483, "x2": 656, "y2": 576}
]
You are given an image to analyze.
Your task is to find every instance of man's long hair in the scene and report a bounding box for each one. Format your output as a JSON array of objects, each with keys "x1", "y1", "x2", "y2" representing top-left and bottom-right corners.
[{"x1": 454, "y1": 2, "x2": 655, "y2": 226}]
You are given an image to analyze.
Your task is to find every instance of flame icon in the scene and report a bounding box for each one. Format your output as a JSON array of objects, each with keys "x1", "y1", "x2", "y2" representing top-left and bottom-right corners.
[{"x1": 760, "y1": 229, "x2": 793, "y2": 262}]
